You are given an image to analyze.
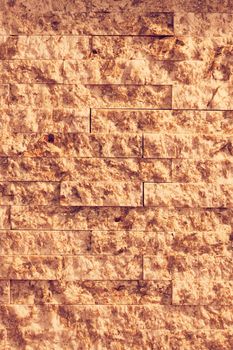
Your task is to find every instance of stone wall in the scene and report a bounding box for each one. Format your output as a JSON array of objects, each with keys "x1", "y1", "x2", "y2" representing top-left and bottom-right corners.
[{"x1": 0, "y1": 0, "x2": 232, "y2": 349}]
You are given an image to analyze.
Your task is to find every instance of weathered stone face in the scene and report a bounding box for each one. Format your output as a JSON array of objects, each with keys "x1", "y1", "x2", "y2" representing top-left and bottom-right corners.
[{"x1": 0, "y1": 1, "x2": 232, "y2": 349}]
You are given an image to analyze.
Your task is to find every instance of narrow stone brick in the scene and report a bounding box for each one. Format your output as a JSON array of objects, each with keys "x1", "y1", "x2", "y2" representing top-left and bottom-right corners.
[
  {"x1": 0, "y1": 35, "x2": 91, "y2": 59},
  {"x1": 0, "y1": 60, "x2": 63, "y2": 84},
  {"x1": 143, "y1": 134, "x2": 233, "y2": 159},
  {"x1": 91, "y1": 109, "x2": 232, "y2": 134},
  {"x1": 2, "y1": 11, "x2": 173, "y2": 36},
  {"x1": 64, "y1": 59, "x2": 205, "y2": 85},
  {"x1": 0, "y1": 181, "x2": 59, "y2": 205},
  {"x1": 0, "y1": 206, "x2": 10, "y2": 229},
  {"x1": 10, "y1": 280, "x2": 172, "y2": 305},
  {"x1": 0, "y1": 85, "x2": 8, "y2": 107},
  {"x1": 88, "y1": 84, "x2": 172, "y2": 109},
  {"x1": 172, "y1": 159, "x2": 233, "y2": 183},
  {"x1": 92, "y1": 36, "x2": 200, "y2": 61},
  {"x1": 0, "y1": 256, "x2": 63, "y2": 279},
  {"x1": 0, "y1": 133, "x2": 142, "y2": 157},
  {"x1": 0, "y1": 157, "x2": 171, "y2": 182},
  {"x1": 175, "y1": 13, "x2": 233, "y2": 36},
  {"x1": 144, "y1": 183, "x2": 233, "y2": 208},
  {"x1": 8, "y1": 84, "x2": 171, "y2": 109},
  {"x1": 173, "y1": 83, "x2": 233, "y2": 110},
  {"x1": 11, "y1": 206, "x2": 226, "y2": 232},
  {"x1": 63, "y1": 255, "x2": 142, "y2": 280},
  {"x1": 91, "y1": 230, "x2": 173, "y2": 255},
  {"x1": 60, "y1": 181, "x2": 142, "y2": 206},
  {"x1": 0, "y1": 108, "x2": 89, "y2": 133},
  {"x1": 0, "y1": 305, "x2": 207, "y2": 349},
  {"x1": 0, "y1": 281, "x2": 9, "y2": 304},
  {"x1": 0, "y1": 230, "x2": 91, "y2": 255}
]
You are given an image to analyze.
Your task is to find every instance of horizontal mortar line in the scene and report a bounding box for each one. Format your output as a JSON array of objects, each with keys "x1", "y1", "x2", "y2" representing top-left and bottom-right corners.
[
  {"x1": 0, "y1": 229, "x2": 228, "y2": 233},
  {"x1": 8, "y1": 205, "x2": 227, "y2": 209},
  {"x1": 0, "y1": 34, "x2": 175, "y2": 38},
  {"x1": 9, "y1": 204, "x2": 229, "y2": 208},
  {"x1": 0, "y1": 254, "x2": 148, "y2": 256},
  {"x1": 4, "y1": 83, "x2": 172, "y2": 86},
  {"x1": 0, "y1": 157, "x2": 146, "y2": 160},
  {"x1": 8, "y1": 279, "x2": 172, "y2": 282},
  {"x1": 8, "y1": 303, "x2": 173, "y2": 306}
]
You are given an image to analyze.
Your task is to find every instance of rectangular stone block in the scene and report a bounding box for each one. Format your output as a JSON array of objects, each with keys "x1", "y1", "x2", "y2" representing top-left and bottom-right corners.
[
  {"x1": 64, "y1": 59, "x2": 204, "y2": 85},
  {"x1": 143, "y1": 253, "x2": 198, "y2": 281},
  {"x1": 199, "y1": 280, "x2": 233, "y2": 305},
  {"x1": 143, "y1": 134, "x2": 233, "y2": 159},
  {"x1": 2, "y1": 11, "x2": 173, "y2": 36},
  {"x1": 172, "y1": 160, "x2": 233, "y2": 184},
  {"x1": 144, "y1": 183, "x2": 233, "y2": 208},
  {"x1": 0, "y1": 281, "x2": 9, "y2": 304},
  {"x1": 8, "y1": 84, "x2": 86, "y2": 108},
  {"x1": 0, "y1": 108, "x2": 89, "y2": 133},
  {"x1": 91, "y1": 109, "x2": 232, "y2": 135},
  {"x1": 0, "y1": 305, "x2": 206, "y2": 349},
  {"x1": 0, "y1": 256, "x2": 63, "y2": 279},
  {"x1": 173, "y1": 83, "x2": 233, "y2": 110},
  {"x1": 10, "y1": 280, "x2": 171, "y2": 305},
  {"x1": 198, "y1": 305, "x2": 233, "y2": 329},
  {"x1": 8, "y1": 84, "x2": 171, "y2": 109},
  {"x1": 0, "y1": 60, "x2": 63, "y2": 84},
  {"x1": 0, "y1": 133, "x2": 142, "y2": 157},
  {"x1": 63, "y1": 255, "x2": 142, "y2": 280},
  {"x1": 11, "y1": 206, "x2": 226, "y2": 232},
  {"x1": 88, "y1": 84, "x2": 172, "y2": 109},
  {"x1": 91, "y1": 230, "x2": 173, "y2": 255},
  {"x1": 0, "y1": 85, "x2": 8, "y2": 107},
  {"x1": 91, "y1": 0, "x2": 174, "y2": 12},
  {"x1": 0, "y1": 206, "x2": 10, "y2": 229},
  {"x1": 0, "y1": 181, "x2": 59, "y2": 205},
  {"x1": 0, "y1": 230, "x2": 91, "y2": 255},
  {"x1": 92, "y1": 36, "x2": 200, "y2": 61},
  {"x1": 175, "y1": 13, "x2": 233, "y2": 36},
  {"x1": 0, "y1": 157, "x2": 171, "y2": 182},
  {"x1": 0, "y1": 35, "x2": 90, "y2": 59},
  {"x1": 172, "y1": 229, "x2": 231, "y2": 256},
  {"x1": 60, "y1": 181, "x2": 142, "y2": 206}
]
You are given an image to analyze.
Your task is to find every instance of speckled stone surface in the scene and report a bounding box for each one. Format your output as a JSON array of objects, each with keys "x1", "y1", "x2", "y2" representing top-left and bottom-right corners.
[{"x1": 0, "y1": 0, "x2": 233, "y2": 349}]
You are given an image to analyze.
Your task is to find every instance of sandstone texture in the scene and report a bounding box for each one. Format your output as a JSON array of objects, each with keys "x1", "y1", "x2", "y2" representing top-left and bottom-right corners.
[{"x1": 0, "y1": 0, "x2": 232, "y2": 349}]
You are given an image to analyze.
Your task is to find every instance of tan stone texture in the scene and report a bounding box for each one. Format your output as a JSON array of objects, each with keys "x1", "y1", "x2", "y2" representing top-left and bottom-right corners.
[{"x1": 0, "y1": 1, "x2": 232, "y2": 349}]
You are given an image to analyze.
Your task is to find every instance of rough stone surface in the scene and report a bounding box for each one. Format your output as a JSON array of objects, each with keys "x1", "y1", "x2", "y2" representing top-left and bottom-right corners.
[{"x1": 0, "y1": 1, "x2": 232, "y2": 349}]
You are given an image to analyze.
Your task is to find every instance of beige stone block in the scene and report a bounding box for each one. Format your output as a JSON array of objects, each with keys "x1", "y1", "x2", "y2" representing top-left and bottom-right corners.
[
  {"x1": 0, "y1": 157, "x2": 171, "y2": 182},
  {"x1": 144, "y1": 134, "x2": 233, "y2": 159},
  {"x1": 0, "y1": 230, "x2": 91, "y2": 255},
  {"x1": 92, "y1": 109, "x2": 232, "y2": 134},
  {"x1": 172, "y1": 159, "x2": 233, "y2": 184},
  {"x1": 92, "y1": 35, "x2": 200, "y2": 60},
  {"x1": 11, "y1": 206, "x2": 225, "y2": 232},
  {"x1": 0, "y1": 35, "x2": 91, "y2": 59},
  {"x1": 91, "y1": 230, "x2": 173, "y2": 255},
  {"x1": 0, "y1": 133, "x2": 142, "y2": 157},
  {"x1": 0, "y1": 281, "x2": 9, "y2": 304},
  {"x1": 10, "y1": 280, "x2": 172, "y2": 305},
  {"x1": 0, "y1": 60, "x2": 64, "y2": 84},
  {"x1": 144, "y1": 183, "x2": 233, "y2": 208},
  {"x1": 2, "y1": 11, "x2": 173, "y2": 36},
  {"x1": 0, "y1": 256, "x2": 63, "y2": 279},
  {"x1": 175, "y1": 13, "x2": 233, "y2": 36},
  {"x1": 0, "y1": 206, "x2": 10, "y2": 229},
  {"x1": 60, "y1": 181, "x2": 142, "y2": 206},
  {"x1": 173, "y1": 83, "x2": 233, "y2": 110},
  {"x1": 0, "y1": 181, "x2": 59, "y2": 205},
  {"x1": 63, "y1": 255, "x2": 142, "y2": 280},
  {"x1": 0, "y1": 108, "x2": 89, "y2": 133}
]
